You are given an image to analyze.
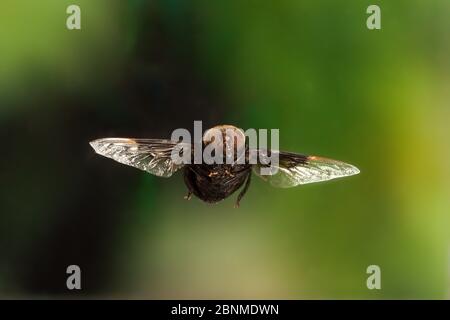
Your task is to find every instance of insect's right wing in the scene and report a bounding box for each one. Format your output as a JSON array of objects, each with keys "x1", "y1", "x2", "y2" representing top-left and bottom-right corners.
[
  {"x1": 251, "y1": 150, "x2": 360, "y2": 188},
  {"x1": 90, "y1": 138, "x2": 191, "y2": 177}
]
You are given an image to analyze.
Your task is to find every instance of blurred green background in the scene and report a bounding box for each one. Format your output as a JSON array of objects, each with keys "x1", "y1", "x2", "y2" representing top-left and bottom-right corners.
[{"x1": 0, "y1": 0, "x2": 449, "y2": 299}]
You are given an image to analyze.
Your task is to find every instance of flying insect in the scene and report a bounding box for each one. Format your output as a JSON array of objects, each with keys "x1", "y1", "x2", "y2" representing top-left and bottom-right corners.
[{"x1": 90, "y1": 125, "x2": 360, "y2": 207}]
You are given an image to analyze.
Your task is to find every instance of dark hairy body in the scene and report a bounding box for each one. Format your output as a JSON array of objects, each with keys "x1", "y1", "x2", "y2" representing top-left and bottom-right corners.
[{"x1": 184, "y1": 163, "x2": 252, "y2": 206}]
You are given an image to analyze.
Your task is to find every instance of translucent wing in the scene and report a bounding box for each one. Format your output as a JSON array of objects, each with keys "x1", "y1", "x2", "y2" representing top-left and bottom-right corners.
[
  {"x1": 90, "y1": 138, "x2": 190, "y2": 177},
  {"x1": 252, "y1": 150, "x2": 360, "y2": 188}
]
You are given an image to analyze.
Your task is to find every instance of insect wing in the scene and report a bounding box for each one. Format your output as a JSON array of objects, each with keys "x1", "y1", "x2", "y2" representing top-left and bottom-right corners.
[
  {"x1": 90, "y1": 138, "x2": 190, "y2": 177},
  {"x1": 252, "y1": 150, "x2": 360, "y2": 188}
]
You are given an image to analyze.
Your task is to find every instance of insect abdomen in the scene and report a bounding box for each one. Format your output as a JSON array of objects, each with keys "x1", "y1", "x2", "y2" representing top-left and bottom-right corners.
[{"x1": 184, "y1": 165, "x2": 248, "y2": 203}]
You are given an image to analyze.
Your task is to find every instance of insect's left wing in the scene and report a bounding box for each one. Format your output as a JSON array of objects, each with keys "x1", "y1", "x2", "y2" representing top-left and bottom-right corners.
[
  {"x1": 90, "y1": 138, "x2": 190, "y2": 177},
  {"x1": 252, "y1": 150, "x2": 360, "y2": 188}
]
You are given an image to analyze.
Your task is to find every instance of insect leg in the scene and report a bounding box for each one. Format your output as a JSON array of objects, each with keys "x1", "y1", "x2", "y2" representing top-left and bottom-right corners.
[
  {"x1": 183, "y1": 167, "x2": 196, "y2": 201},
  {"x1": 184, "y1": 190, "x2": 193, "y2": 200},
  {"x1": 235, "y1": 172, "x2": 252, "y2": 208}
]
